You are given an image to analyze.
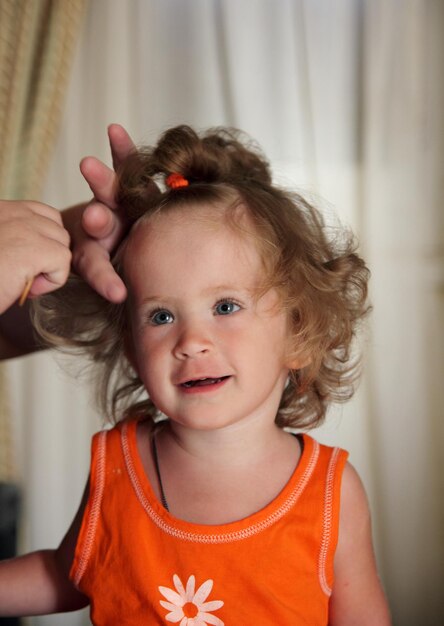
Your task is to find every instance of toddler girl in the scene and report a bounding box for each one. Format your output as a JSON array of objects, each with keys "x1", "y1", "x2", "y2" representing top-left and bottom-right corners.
[{"x1": 0, "y1": 126, "x2": 391, "y2": 624}]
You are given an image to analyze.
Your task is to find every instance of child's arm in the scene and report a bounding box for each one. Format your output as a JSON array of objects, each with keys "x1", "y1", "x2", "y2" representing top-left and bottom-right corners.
[
  {"x1": 0, "y1": 482, "x2": 89, "y2": 617},
  {"x1": 0, "y1": 550, "x2": 87, "y2": 616},
  {"x1": 329, "y1": 463, "x2": 392, "y2": 625}
]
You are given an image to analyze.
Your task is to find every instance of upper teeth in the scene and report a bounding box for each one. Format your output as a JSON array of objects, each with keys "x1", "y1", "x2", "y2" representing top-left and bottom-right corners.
[{"x1": 183, "y1": 377, "x2": 221, "y2": 387}]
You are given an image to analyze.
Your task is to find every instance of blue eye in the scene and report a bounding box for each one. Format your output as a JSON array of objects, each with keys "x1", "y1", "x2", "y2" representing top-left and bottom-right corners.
[
  {"x1": 150, "y1": 309, "x2": 174, "y2": 325},
  {"x1": 215, "y1": 300, "x2": 241, "y2": 316}
]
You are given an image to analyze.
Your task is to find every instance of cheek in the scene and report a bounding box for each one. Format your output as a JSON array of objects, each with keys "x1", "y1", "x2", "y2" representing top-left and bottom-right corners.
[
  {"x1": 259, "y1": 313, "x2": 289, "y2": 347},
  {"x1": 134, "y1": 334, "x2": 170, "y2": 380}
]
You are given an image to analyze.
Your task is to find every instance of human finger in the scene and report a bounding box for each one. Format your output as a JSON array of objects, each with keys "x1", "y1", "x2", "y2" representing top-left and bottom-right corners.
[
  {"x1": 25, "y1": 241, "x2": 72, "y2": 299},
  {"x1": 0, "y1": 200, "x2": 65, "y2": 231},
  {"x1": 0, "y1": 200, "x2": 71, "y2": 311},
  {"x1": 108, "y1": 123, "x2": 136, "y2": 170},
  {"x1": 72, "y1": 240, "x2": 127, "y2": 303},
  {"x1": 19, "y1": 200, "x2": 65, "y2": 225},
  {"x1": 81, "y1": 201, "x2": 127, "y2": 249},
  {"x1": 28, "y1": 211, "x2": 71, "y2": 247},
  {"x1": 1, "y1": 203, "x2": 71, "y2": 267},
  {"x1": 80, "y1": 157, "x2": 117, "y2": 209}
]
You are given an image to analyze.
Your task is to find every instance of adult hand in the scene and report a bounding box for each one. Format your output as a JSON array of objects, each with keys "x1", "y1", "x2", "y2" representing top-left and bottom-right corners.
[
  {"x1": 0, "y1": 200, "x2": 71, "y2": 315},
  {"x1": 0, "y1": 125, "x2": 136, "y2": 358},
  {"x1": 66, "y1": 124, "x2": 136, "y2": 303}
]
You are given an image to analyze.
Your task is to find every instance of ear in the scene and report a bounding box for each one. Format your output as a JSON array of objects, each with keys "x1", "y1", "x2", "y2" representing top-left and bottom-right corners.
[
  {"x1": 286, "y1": 354, "x2": 311, "y2": 371},
  {"x1": 284, "y1": 343, "x2": 311, "y2": 371}
]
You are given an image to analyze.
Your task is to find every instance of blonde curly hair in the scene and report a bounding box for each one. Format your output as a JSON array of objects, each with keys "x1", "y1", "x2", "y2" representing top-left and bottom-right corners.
[{"x1": 33, "y1": 125, "x2": 370, "y2": 430}]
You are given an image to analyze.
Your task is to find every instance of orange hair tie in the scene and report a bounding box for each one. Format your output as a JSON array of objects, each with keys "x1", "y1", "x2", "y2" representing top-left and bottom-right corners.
[{"x1": 166, "y1": 173, "x2": 189, "y2": 189}]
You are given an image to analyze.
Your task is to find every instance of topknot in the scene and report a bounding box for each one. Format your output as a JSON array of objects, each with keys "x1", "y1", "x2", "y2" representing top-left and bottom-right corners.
[
  {"x1": 152, "y1": 125, "x2": 272, "y2": 186},
  {"x1": 116, "y1": 126, "x2": 273, "y2": 222}
]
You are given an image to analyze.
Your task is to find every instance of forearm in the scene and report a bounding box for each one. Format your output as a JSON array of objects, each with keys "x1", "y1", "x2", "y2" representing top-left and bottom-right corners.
[{"x1": 0, "y1": 549, "x2": 88, "y2": 617}]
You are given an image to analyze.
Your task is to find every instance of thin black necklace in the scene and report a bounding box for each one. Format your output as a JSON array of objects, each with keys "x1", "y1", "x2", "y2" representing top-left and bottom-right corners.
[{"x1": 152, "y1": 434, "x2": 169, "y2": 511}]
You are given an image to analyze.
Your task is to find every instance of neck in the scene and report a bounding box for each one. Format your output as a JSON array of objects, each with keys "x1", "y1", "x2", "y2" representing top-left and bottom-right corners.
[
  {"x1": 160, "y1": 413, "x2": 288, "y2": 469},
  {"x1": 150, "y1": 414, "x2": 301, "y2": 524}
]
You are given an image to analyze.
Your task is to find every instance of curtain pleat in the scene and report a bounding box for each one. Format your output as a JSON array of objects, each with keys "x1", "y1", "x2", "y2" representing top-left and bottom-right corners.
[{"x1": 0, "y1": 0, "x2": 88, "y2": 199}]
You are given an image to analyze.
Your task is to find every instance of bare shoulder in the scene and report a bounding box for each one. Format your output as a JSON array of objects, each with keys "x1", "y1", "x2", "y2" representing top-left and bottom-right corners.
[
  {"x1": 329, "y1": 462, "x2": 392, "y2": 625},
  {"x1": 339, "y1": 462, "x2": 371, "y2": 536}
]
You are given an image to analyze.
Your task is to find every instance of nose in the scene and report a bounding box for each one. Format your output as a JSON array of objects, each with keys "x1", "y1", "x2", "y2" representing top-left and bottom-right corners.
[{"x1": 172, "y1": 321, "x2": 213, "y2": 360}]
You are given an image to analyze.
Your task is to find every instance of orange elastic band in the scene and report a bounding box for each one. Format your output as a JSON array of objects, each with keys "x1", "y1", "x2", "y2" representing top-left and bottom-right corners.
[{"x1": 166, "y1": 173, "x2": 189, "y2": 189}]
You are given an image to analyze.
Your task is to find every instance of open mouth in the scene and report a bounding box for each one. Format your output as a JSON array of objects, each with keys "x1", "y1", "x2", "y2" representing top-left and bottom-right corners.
[{"x1": 181, "y1": 376, "x2": 230, "y2": 388}]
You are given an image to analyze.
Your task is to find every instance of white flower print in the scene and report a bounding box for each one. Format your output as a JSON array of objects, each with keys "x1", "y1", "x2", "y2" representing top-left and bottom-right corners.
[{"x1": 159, "y1": 574, "x2": 224, "y2": 625}]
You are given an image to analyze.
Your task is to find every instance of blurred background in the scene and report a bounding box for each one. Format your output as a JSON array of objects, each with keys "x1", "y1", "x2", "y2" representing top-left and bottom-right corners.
[{"x1": 1, "y1": 1, "x2": 443, "y2": 624}]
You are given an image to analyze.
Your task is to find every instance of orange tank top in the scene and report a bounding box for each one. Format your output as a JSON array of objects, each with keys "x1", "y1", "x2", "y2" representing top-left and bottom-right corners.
[{"x1": 70, "y1": 419, "x2": 348, "y2": 625}]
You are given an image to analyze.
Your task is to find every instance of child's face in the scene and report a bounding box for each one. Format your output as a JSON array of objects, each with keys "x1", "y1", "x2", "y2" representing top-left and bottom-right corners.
[{"x1": 124, "y1": 204, "x2": 294, "y2": 432}]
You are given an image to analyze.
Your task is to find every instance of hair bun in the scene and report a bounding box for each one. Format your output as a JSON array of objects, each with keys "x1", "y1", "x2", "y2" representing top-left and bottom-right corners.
[{"x1": 153, "y1": 125, "x2": 272, "y2": 186}]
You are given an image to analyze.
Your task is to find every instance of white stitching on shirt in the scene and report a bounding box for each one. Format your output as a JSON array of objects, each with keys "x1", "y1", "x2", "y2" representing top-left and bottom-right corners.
[
  {"x1": 121, "y1": 422, "x2": 320, "y2": 544},
  {"x1": 72, "y1": 430, "x2": 107, "y2": 587},
  {"x1": 318, "y1": 446, "x2": 341, "y2": 596}
]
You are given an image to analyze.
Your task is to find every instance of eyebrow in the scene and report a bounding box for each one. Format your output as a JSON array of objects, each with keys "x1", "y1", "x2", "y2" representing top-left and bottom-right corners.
[
  {"x1": 202, "y1": 284, "x2": 246, "y2": 295},
  {"x1": 140, "y1": 285, "x2": 249, "y2": 305}
]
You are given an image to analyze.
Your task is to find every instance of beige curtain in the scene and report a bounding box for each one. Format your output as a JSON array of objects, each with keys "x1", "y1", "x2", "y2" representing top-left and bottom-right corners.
[
  {"x1": 361, "y1": 2, "x2": 444, "y2": 620},
  {"x1": 0, "y1": 0, "x2": 87, "y2": 481},
  {"x1": 6, "y1": 1, "x2": 443, "y2": 624}
]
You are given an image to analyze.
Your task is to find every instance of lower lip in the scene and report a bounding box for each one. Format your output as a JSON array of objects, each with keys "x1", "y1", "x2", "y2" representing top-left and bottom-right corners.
[{"x1": 178, "y1": 377, "x2": 230, "y2": 395}]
